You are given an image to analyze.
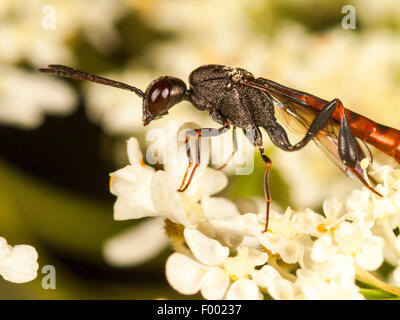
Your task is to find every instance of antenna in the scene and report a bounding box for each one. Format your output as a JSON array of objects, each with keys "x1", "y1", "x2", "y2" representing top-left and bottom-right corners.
[{"x1": 38, "y1": 65, "x2": 145, "y2": 98}]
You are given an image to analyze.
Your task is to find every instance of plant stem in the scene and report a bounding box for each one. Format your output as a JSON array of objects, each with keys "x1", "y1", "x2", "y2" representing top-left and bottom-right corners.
[{"x1": 356, "y1": 265, "x2": 400, "y2": 297}]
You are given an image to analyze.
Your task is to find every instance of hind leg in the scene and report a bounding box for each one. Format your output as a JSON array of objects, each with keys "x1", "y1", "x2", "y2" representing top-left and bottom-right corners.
[
  {"x1": 243, "y1": 126, "x2": 272, "y2": 232},
  {"x1": 265, "y1": 99, "x2": 358, "y2": 168}
]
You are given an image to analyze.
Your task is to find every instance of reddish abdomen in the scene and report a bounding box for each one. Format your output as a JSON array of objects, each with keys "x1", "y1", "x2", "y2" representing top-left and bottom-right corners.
[{"x1": 344, "y1": 110, "x2": 400, "y2": 163}]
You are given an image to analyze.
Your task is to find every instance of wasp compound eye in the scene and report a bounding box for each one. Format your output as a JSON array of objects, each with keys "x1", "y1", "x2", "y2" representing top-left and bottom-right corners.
[
  {"x1": 143, "y1": 76, "x2": 187, "y2": 125},
  {"x1": 148, "y1": 81, "x2": 170, "y2": 116}
]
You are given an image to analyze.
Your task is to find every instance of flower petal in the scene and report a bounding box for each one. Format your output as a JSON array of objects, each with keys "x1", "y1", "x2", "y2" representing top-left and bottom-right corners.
[
  {"x1": 251, "y1": 265, "x2": 295, "y2": 300},
  {"x1": 198, "y1": 167, "x2": 228, "y2": 196},
  {"x1": 200, "y1": 269, "x2": 230, "y2": 300},
  {"x1": 202, "y1": 196, "x2": 239, "y2": 219},
  {"x1": 151, "y1": 170, "x2": 190, "y2": 225},
  {"x1": 165, "y1": 253, "x2": 207, "y2": 295},
  {"x1": 311, "y1": 235, "x2": 336, "y2": 263},
  {"x1": 225, "y1": 278, "x2": 262, "y2": 300},
  {"x1": 392, "y1": 265, "x2": 400, "y2": 286},
  {"x1": 110, "y1": 163, "x2": 156, "y2": 220},
  {"x1": 126, "y1": 137, "x2": 144, "y2": 164},
  {"x1": 355, "y1": 237, "x2": 384, "y2": 271},
  {"x1": 292, "y1": 209, "x2": 323, "y2": 236},
  {"x1": 113, "y1": 194, "x2": 156, "y2": 220},
  {"x1": 247, "y1": 247, "x2": 268, "y2": 266},
  {"x1": 184, "y1": 228, "x2": 229, "y2": 266},
  {"x1": 209, "y1": 213, "x2": 261, "y2": 238},
  {"x1": 323, "y1": 197, "x2": 343, "y2": 219}
]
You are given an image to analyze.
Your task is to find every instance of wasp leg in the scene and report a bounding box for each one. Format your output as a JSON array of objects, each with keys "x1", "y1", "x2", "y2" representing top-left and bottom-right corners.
[
  {"x1": 243, "y1": 126, "x2": 271, "y2": 232},
  {"x1": 265, "y1": 99, "x2": 358, "y2": 168},
  {"x1": 258, "y1": 145, "x2": 272, "y2": 233},
  {"x1": 216, "y1": 127, "x2": 237, "y2": 170},
  {"x1": 295, "y1": 98, "x2": 358, "y2": 168},
  {"x1": 177, "y1": 134, "x2": 195, "y2": 191},
  {"x1": 177, "y1": 130, "x2": 201, "y2": 192},
  {"x1": 265, "y1": 99, "x2": 381, "y2": 196},
  {"x1": 177, "y1": 126, "x2": 230, "y2": 192},
  {"x1": 264, "y1": 100, "x2": 338, "y2": 152}
]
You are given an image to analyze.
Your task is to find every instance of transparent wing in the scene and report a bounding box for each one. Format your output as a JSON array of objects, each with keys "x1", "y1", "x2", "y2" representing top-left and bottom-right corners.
[{"x1": 269, "y1": 90, "x2": 369, "y2": 178}]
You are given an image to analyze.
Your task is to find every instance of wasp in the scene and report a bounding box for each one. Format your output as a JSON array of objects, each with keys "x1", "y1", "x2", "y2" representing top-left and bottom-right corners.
[{"x1": 39, "y1": 64, "x2": 400, "y2": 231}]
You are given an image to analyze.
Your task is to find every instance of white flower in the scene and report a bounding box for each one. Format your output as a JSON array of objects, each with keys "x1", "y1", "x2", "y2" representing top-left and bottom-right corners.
[
  {"x1": 150, "y1": 168, "x2": 230, "y2": 229},
  {"x1": 165, "y1": 228, "x2": 268, "y2": 300},
  {"x1": 345, "y1": 163, "x2": 400, "y2": 266},
  {"x1": 256, "y1": 208, "x2": 311, "y2": 266},
  {"x1": 110, "y1": 138, "x2": 156, "y2": 221},
  {"x1": 0, "y1": 66, "x2": 77, "y2": 128},
  {"x1": 251, "y1": 265, "x2": 297, "y2": 300},
  {"x1": 252, "y1": 251, "x2": 363, "y2": 300},
  {"x1": 311, "y1": 222, "x2": 384, "y2": 271},
  {"x1": 252, "y1": 254, "x2": 364, "y2": 300},
  {"x1": 296, "y1": 254, "x2": 364, "y2": 300},
  {"x1": 107, "y1": 127, "x2": 242, "y2": 266},
  {"x1": 0, "y1": 237, "x2": 39, "y2": 283},
  {"x1": 109, "y1": 131, "x2": 400, "y2": 299},
  {"x1": 294, "y1": 196, "x2": 346, "y2": 237},
  {"x1": 110, "y1": 133, "x2": 229, "y2": 226},
  {"x1": 0, "y1": 0, "x2": 126, "y2": 66}
]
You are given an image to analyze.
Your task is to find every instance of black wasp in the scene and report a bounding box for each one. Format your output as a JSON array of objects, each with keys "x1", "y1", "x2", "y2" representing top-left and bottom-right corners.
[{"x1": 40, "y1": 64, "x2": 392, "y2": 231}]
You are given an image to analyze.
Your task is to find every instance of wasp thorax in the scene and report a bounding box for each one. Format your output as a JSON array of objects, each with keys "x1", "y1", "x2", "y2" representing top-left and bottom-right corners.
[{"x1": 143, "y1": 76, "x2": 187, "y2": 125}]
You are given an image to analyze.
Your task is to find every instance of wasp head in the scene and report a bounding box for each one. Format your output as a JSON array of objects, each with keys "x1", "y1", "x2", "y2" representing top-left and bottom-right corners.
[{"x1": 142, "y1": 76, "x2": 187, "y2": 126}]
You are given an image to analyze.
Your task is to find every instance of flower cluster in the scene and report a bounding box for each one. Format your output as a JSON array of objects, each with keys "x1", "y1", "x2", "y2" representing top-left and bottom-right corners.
[
  {"x1": 0, "y1": 65, "x2": 77, "y2": 128},
  {"x1": 107, "y1": 130, "x2": 400, "y2": 300},
  {"x1": 0, "y1": 0, "x2": 124, "y2": 128}
]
